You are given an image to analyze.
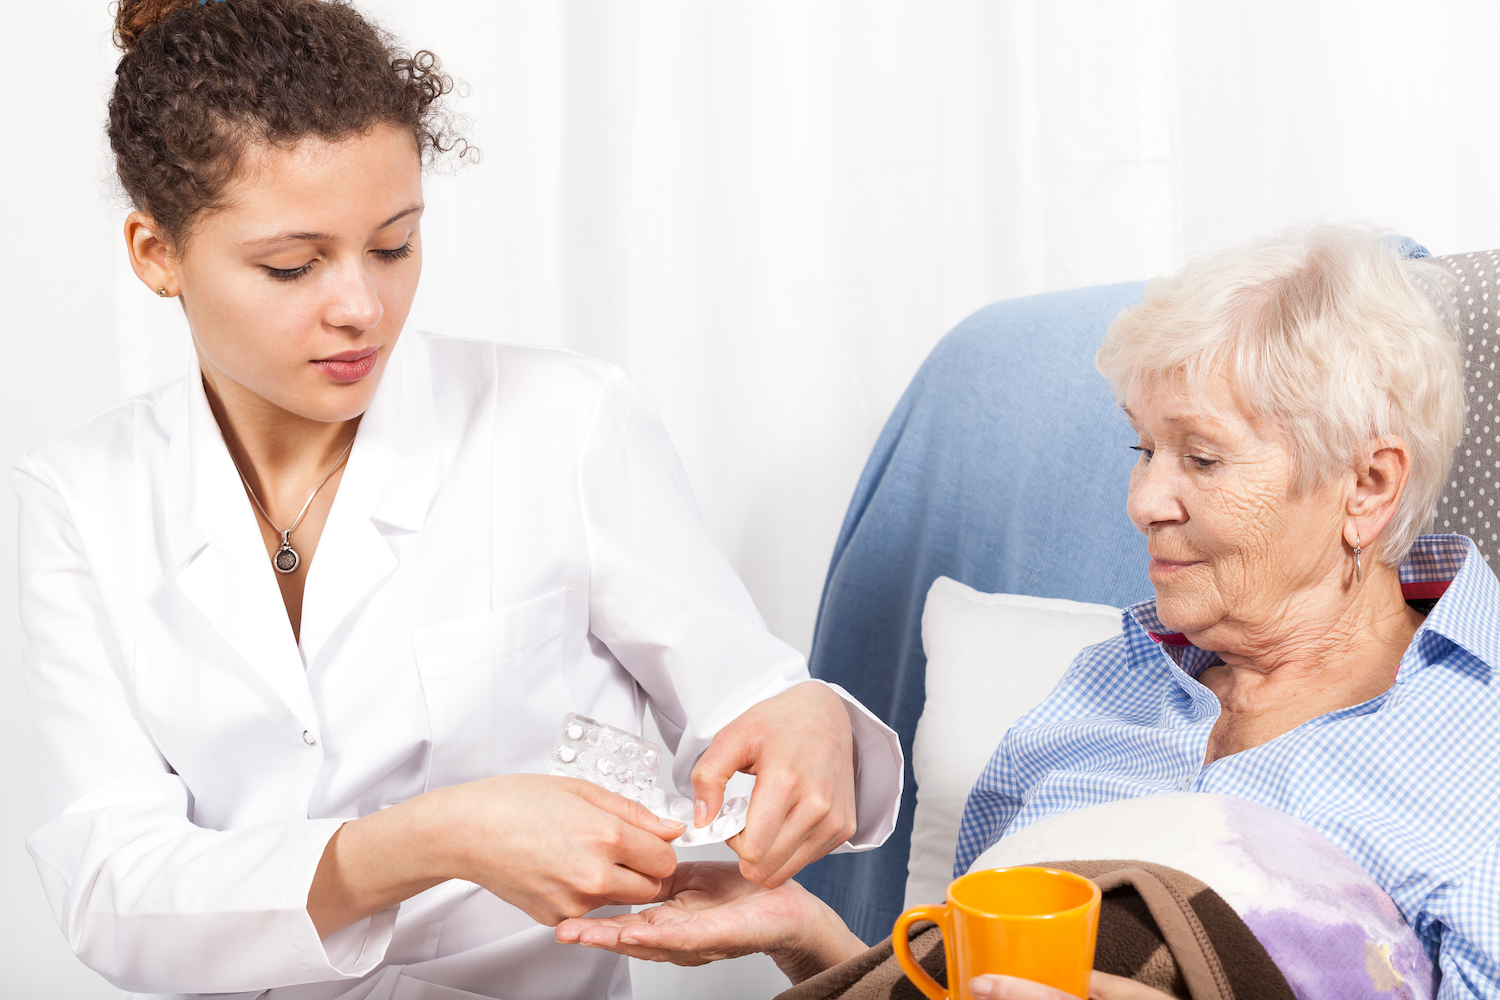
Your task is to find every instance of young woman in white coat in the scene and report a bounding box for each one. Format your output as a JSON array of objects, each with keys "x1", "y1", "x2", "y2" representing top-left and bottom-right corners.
[{"x1": 16, "y1": 2, "x2": 901, "y2": 996}]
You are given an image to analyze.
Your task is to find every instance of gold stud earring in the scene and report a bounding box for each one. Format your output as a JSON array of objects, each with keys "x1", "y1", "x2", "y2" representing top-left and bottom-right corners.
[{"x1": 156, "y1": 288, "x2": 169, "y2": 297}]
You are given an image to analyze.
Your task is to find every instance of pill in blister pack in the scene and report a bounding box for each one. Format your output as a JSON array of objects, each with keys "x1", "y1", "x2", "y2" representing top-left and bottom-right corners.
[
  {"x1": 666, "y1": 794, "x2": 750, "y2": 846},
  {"x1": 549, "y1": 713, "x2": 663, "y2": 799},
  {"x1": 547, "y1": 713, "x2": 752, "y2": 847}
]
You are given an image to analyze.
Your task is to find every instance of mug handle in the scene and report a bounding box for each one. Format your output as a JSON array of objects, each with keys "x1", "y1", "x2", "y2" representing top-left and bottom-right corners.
[{"x1": 892, "y1": 904, "x2": 949, "y2": 1000}]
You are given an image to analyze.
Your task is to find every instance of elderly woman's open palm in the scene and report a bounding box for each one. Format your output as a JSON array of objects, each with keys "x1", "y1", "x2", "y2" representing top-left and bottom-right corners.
[{"x1": 555, "y1": 862, "x2": 844, "y2": 970}]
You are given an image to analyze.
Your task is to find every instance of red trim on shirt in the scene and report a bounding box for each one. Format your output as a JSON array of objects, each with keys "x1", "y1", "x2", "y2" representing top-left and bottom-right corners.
[
  {"x1": 1145, "y1": 579, "x2": 1452, "y2": 647},
  {"x1": 1146, "y1": 630, "x2": 1193, "y2": 646},
  {"x1": 1401, "y1": 580, "x2": 1451, "y2": 601}
]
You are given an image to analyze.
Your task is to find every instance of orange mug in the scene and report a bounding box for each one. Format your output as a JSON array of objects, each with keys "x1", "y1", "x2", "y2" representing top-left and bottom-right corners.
[{"x1": 893, "y1": 866, "x2": 1101, "y2": 1000}]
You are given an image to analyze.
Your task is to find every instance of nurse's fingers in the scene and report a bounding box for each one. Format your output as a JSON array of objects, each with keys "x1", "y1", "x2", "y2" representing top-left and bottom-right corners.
[
  {"x1": 732, "y1": 776, "x2": 855, "y2": 886},
  {"x1": 566, "y1": 781, "x2": 684, "y2": 881},
  {"x1": 687, "y1": 730, "x2": 748, "y2": 830},
  {"x1": 570, "y1": 779, "x2": 687, "y2": 841},
  {"x1": 512, "y1": 830, "x2": 663, "y2": 923},
  {"x1": 597, "y1": 865, "x2": 668, "y2": 907},
  {"x1": 707, "y1": 685, "x2": 856, "y2": 883},
  {"x1": 454, "y1": 773, "x2": 685, "y2": 925},
  {"x1": 735, "y1": 819, "x2": 844, "y2": 890},
  {"x1": 690, "y1": 682, "x2": 854, "y2": 841}
]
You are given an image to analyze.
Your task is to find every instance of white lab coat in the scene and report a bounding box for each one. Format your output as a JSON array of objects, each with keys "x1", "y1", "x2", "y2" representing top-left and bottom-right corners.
[{"x1": 16, "y1": 331, "x2": 901, "y2": 1000}]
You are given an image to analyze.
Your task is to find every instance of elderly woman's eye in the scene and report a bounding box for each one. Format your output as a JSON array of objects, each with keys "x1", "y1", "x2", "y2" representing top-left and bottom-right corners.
[
  {"x1": 1188, "y1": 455, "x2": 1217, "y2": 470},
  {"x1": 1129, "y1": 445, "x2": 1153, "y2": 462}
]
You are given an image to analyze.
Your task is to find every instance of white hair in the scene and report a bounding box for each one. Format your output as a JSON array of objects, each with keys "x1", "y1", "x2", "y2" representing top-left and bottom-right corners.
[{"x1": 1096, "y1": 224, "x2": 1465, "y2": 566}]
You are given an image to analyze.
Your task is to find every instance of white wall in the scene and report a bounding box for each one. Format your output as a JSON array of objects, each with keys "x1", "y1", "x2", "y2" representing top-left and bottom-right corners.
[
  {"x1": 0, "y1": 4, "x2": 122, "y2": 996},
  {"x1": 6, "y1": 1, "x2": 1500, "y2": 996}
]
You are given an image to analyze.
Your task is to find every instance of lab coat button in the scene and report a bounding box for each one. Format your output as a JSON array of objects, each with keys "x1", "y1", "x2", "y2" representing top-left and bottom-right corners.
[{"x1": 303, "y1": 731, "x2": 317, "y2": 746}]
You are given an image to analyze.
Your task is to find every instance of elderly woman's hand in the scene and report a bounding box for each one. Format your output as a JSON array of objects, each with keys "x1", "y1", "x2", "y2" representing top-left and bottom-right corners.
[
  {"x1": 969, "y1": 972, "x2": 1176, "y2": 1000},
  {"x1": 692, "y1": 681, "x2": 859, "y2": 886},
  {"x1": 554, "y1": 861, "x2": 867, "y2": 984},
  {"x1": 559, "y1": 863, "x2": 1182, "y2": 998}
]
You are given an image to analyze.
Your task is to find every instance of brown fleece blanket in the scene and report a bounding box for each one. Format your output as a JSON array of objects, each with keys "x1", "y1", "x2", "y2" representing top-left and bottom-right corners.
[{"x1": 774, "y1": 860, "x2": 1294, "y2": 1000}]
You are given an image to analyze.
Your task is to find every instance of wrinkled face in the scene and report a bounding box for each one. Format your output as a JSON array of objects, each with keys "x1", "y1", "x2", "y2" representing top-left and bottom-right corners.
[
  {"x1": 173, "y1": 124, "x2": 424, "y2": 423},
  {"x1": 1125, "y1": 374, "x2": 1348, "y2": 640}
]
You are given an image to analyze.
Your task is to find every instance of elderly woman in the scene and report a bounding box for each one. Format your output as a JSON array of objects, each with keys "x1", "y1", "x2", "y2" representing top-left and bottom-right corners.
[{"x1": 556, "y1": 226, "x2": 1500, "y2": 999}]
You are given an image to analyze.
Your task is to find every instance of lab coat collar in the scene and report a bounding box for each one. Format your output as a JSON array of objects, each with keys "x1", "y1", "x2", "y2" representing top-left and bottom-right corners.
[
  {"x1": 164, "y1": 367, "x2": 233, "y2": 566},
  {"x1": 163, "y1": 330, "x2": 442, "y2": 565},
  {"x1": 348, "y1": 329, "x2": 442, "y2": 535},
  {"x1": 166, "y1": 365, "x2": 314, "y2": 721},
  {"x1": 298, "y1": 332, "x2": 443, "y2": 666},
  {"x1": 163, "y1": 330, "x2": 443, "y2": 712}
]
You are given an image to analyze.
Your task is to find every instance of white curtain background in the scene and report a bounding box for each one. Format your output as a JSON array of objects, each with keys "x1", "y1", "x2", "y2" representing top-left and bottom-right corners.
[{"x1": 8, "y1": 1, "x2": 1500, "y2": 994}]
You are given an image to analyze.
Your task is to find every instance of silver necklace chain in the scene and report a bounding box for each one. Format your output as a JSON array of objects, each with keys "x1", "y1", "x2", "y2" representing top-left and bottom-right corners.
[{"x1": 231, "y1": 437, "x2": 355, "y2": 574}]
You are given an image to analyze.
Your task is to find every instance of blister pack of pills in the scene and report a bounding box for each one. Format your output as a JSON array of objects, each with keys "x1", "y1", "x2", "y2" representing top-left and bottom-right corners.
[
  {"x1": 547, "y1": 712, "x2": 749, "y2": 847},
  {"x1": 549, "y1": 712, "x2": 663, "y2": 795}
]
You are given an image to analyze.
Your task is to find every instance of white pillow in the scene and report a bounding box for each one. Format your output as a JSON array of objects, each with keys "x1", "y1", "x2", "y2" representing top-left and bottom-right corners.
[{"x1": 903, "y1": 577, "x2": 1123, "y2": 910}]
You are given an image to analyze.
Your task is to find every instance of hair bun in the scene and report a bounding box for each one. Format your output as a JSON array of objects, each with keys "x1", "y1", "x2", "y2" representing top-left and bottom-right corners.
[{"x1": 113, "y1": 0, "x2": 207, "y2": 52}]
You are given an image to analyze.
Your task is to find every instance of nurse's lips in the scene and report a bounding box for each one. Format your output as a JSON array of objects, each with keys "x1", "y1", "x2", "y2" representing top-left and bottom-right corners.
[{"x1": 311, "y1": 347, "x2": 378, "y2": 383}]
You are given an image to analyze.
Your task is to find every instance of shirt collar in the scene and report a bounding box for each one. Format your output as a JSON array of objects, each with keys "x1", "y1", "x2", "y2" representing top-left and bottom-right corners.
[
  {"x1": 1406, "y1": 535, "x2": 1500, "y2": 678},
  {"x1": 1125, "y1": 534, "x2": 1500, "y2": 679}
]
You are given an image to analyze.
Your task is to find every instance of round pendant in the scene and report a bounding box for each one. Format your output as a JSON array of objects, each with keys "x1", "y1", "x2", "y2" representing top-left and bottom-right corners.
[{"x1": 274, "y1": 545, "x2": 299, "y2": 574}]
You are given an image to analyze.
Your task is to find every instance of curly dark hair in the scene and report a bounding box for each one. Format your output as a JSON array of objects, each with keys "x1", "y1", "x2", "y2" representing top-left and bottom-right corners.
[{"x1": 109, "y1": 0, "x2": 470, "y2": 251}]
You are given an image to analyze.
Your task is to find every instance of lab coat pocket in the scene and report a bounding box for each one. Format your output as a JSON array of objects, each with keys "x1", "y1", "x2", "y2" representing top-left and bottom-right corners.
[{"x1": 412, "y1": 589, "x2": 570, "y2": 790}]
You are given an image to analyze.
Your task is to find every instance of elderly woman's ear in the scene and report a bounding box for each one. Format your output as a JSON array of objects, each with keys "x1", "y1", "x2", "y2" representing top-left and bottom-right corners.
[{"x1": 1343, "y1": 437, "x2": 1413, "y2": 564}]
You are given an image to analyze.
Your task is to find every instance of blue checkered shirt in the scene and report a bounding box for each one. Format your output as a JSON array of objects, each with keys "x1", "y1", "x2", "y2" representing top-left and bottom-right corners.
[{"x1": 954, "y1": 535, "x2": 1500, "y2": 999}]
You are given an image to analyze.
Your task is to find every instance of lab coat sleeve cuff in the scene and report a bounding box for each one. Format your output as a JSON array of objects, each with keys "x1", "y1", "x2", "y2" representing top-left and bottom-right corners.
[
  {"x1": 319, "y1": 909, "x2": 398, "y2": 976},
  {"x1": 813, "y1": 680, "x2": 903, "y2": 852},
  {"x1": 285, "y1": 819, "x2": 396, "y2": 979}
]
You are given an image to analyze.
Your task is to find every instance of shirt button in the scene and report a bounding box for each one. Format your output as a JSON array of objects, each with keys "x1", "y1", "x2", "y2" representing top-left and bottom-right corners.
[
  {"x1": 302, "y1": 731, "x2": 318, "y2": 746},
  {"x1": 1178, "y1": 774, "x2": 1193, "y2": 790}
]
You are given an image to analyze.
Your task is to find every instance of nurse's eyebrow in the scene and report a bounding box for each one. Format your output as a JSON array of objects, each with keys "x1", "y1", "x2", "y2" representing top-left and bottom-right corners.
[{"x1": 239, "y1": 204, "x2": 424, "y2": 247}]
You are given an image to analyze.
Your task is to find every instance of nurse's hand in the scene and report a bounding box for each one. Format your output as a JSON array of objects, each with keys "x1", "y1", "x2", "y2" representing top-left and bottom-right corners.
[
  {"x1": 691, "y1": 681, "x2": 857, "y2": 887},
  {"x1": 442, "y1": 774, "x2": 686, "y2": 926},
  {"x1": 309, "y1": 774, "x2": 684, "y2": 937}
]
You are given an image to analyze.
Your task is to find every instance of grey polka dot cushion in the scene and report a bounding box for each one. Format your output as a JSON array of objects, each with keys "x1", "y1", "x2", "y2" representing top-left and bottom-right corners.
[{"x1": 1431, "y1": 249, "x2": 1500, "y2": 566}]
